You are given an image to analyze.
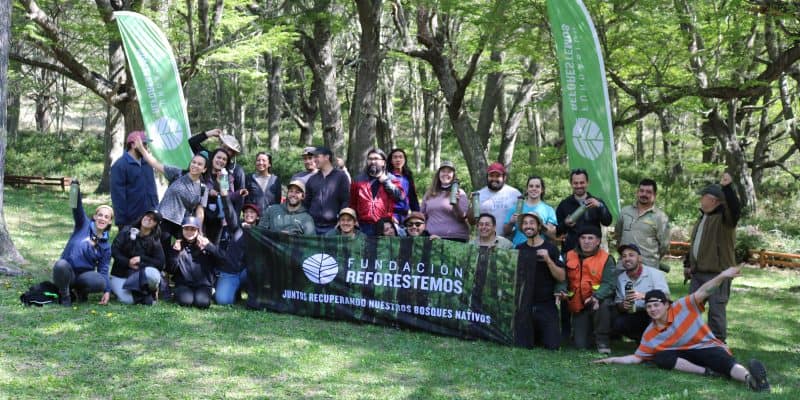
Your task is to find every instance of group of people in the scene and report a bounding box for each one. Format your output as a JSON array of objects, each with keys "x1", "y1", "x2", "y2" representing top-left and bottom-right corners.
[{"x1": 50, "y1": 129, "x2": 769, "y2": 392}]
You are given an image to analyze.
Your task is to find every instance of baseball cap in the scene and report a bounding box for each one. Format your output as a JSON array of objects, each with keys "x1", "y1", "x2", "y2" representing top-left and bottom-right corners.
[
  {"x1": 126, "y1": 131, "x2": 151, "y2": 144},
  {"x1": 576, "y1": 224, "x2": 602, "y2": 238},
  {"x1": 242, "y1": 203, "x2": 261, "y2": 217},
  {"x1": 644, "y1": 289, "x2": 670, "y2": 305},
  {"x1": 338, "y1": 207, "x2": 357, "y2": 220},
  {"x1": 487, "y1": 162, "x2": 506, "y2": 175},
  {"x1": 439, "y1": 160, "x2": 456, "y2": 171},
  {"x1": 181, "y1": 216, "x2": 201, "y2": 229},
  {"x1": 618, "y1": 243, "x2": 641, "y2": 255},
  {"x1": 302, "y1": 146, "x2": 316, "y2": 156},
  {"x1": 520, "y1": 211, "x2": 543, "y2": 226},
  {"x1": 405, "y1": 211, "x2": 426, "y2": 224},
  {"x1": 697, "y1": 183, "x2": 724, "y2": 199},
  {"x1": 313, "y1": 146, "x2": 333, "y2": 157},
  {"x1": 287, "y1": 180, "x2": 306, "y2": 193}
]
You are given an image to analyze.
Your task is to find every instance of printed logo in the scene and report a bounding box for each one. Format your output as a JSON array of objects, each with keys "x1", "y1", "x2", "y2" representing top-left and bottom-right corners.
[
  {"x1": 572, "y1": 118, "x2": 604, "y2": 160},
  {"x1": 302, "y1": 253, "x2": 339, "y2": 285},
  {"x1": 150, "y1": 117, "x2": 184, "y2": 150}
]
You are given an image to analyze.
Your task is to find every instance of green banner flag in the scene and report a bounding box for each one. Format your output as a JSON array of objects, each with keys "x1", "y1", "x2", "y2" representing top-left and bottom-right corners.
[
  {"x1": 546, "y1": 0, "x2": 621, "y2": 219},
  {"x1": 115, "y1": 11, "x2": 192, "y2": 168},
  {"x1": 245, "y1": 230, "x2": 536, "y2": 346}
]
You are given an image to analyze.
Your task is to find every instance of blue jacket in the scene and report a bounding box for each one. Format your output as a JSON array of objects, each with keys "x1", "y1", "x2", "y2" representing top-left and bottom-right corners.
[
  {"x1": 60, "y1": 188, "x2": 112, "y2": 292},
  {"x1": 110, "y1": 151, "x2": 158, "y2": 226}
]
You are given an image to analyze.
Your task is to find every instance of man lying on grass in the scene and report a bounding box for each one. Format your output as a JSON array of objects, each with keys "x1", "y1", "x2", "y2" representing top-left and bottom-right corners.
[{"x1": 594, "y1": 267, "x2": 770, "y2": 393}]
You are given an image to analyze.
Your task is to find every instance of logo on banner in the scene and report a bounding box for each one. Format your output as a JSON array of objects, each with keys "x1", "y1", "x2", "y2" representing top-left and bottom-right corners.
[
  {"x1": 151, "y1": 117, "x2": 184, "y2": 150},
  {"x1": 302, "y1": 253, "x2": 339, "y2": 285},
  {"x1": 572, "y1": 118, "x2": 604, "y2": 160}
]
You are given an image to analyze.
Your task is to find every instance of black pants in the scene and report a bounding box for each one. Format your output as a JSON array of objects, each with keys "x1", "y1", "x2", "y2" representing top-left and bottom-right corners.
[
  {"x1": 653, "y1": 347, "x2": 736, "y2": 378},
  {"x1": 532, "y1": 302, "x2": 561, "y2": 350},
  {"x1": 612, "y1": 310, "x2": 652, "y2": 341},
  {"x1": 174, "y1": 285, "x2": 212, "y2": 309}
]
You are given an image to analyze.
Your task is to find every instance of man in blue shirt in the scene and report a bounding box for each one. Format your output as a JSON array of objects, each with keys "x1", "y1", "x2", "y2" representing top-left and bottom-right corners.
[{"x1": 110, "y1": 131, "x2": 159, "y2": 227}]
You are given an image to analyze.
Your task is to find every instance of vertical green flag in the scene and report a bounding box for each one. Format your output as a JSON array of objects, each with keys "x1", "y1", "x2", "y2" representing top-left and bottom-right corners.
[
  {"x1": 115, "y1": 11, "x2": 192, "y2": 168},
  {"x1": 546, "y1": 0, "x2": 621, "y2": 219}
]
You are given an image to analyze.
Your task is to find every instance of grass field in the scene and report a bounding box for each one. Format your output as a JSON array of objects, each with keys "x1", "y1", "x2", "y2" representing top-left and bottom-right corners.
[{"x1": 1, "y1": 187, "x2": 798, "y2": 399}]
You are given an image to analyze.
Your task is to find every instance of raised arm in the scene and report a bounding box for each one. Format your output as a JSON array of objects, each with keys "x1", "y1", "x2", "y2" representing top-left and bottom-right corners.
[
  {"x1": 694, "y1": 266, "x2": 741, "y2": 305},
  {"x1": 134, "y1": 138, "x2": 165, "y2": 175}
]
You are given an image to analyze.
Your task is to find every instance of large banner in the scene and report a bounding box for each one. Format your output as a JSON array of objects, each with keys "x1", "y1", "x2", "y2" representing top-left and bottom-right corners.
[
  {"x1": 246, "y1": 230, "x2": 528, "y2": 346},
  {"x1": 547, "y1": 0, "x2": 621, "y2": 219},
  {"x1": 115, "y1": 11, "x2": 193, "y2": 168}
]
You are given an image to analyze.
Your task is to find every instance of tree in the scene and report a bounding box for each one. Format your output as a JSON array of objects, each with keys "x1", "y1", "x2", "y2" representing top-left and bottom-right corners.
[{"x1": 0, "y1": 0, "x2": 26, "y2": 274}]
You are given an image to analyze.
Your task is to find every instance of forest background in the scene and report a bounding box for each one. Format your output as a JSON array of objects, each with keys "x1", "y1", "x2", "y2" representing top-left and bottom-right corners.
[{"x1": 2, "y1": 1, "x2": 800, "y2": 269}]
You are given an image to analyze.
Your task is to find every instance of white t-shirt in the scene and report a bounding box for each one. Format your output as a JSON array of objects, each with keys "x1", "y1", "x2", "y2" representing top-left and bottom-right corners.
[{"x1": 477, "y1": 185, "x2": 522, "y2": 237}]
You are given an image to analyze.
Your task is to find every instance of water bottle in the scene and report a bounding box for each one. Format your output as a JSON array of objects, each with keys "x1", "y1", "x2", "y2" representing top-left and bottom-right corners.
[
  {"x1": 565, "y1": 202, "x2": 588, "y2": 224},
  {"x1": 129, "y1": 227, "x2": 139, "y2": 241},
  {"x1": 219, "y1": 168, "x2": 230, "y2": 193},
  {"x1": 625, "y1": 281, "x2": 635, "y2": 313},
  {"x1": 515, "y1": 195, "x2": 525, "y2": 215},
  {"x1": 69, "y1": 181, "x2": 79, "y2": 209},
  {"x1": 471, "y1": 192, "x2": 480, "y2": 219},
  {"x1": 449, "y1": 180, "x2": 459, "y2": 205}
]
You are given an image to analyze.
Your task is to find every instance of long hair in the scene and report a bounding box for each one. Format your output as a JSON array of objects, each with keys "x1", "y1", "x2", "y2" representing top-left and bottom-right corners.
[
  {"x1": 424, "y1": 166, "x2": 457, "y2": 200},
  {"x1": 526, "y1": 175, "x2": 547, "y2": 201},
  {"x1": 255, "y1": 151, "x2": 273, "y2": 174},
  {"x1": 133, "y1": 213, "x2": 163, "y2": 242},
  {"x1": 389, "y1": 148, "x2": 414, "y2": 180}
]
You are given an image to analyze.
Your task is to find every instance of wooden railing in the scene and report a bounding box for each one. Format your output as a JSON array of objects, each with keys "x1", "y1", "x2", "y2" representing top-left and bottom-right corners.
[
  {"x1": 4, "y1": 175, "x2": 73, "y2": 191},
  {"x1": 667, "y1": 241, "x2": 800, "y2": 269}
]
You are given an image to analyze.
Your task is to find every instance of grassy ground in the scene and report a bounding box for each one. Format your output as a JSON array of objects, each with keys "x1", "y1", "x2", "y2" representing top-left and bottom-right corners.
[{"x1": 1, "y1": 187, "x2": 798, "y2": 399}]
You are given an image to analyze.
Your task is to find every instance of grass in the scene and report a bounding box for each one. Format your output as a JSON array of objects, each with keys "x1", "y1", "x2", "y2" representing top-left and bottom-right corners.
[{"x1": 1, "y1": 187, "x2": 799, "y2": 399}]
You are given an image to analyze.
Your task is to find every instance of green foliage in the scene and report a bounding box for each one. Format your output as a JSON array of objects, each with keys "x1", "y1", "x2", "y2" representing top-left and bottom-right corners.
[
  {"x1": 5, "y1": 130, "x2": 105, "y2": 182},
  {"x1": 736, "y1": 227, "x2": 767, "y2": 264}
]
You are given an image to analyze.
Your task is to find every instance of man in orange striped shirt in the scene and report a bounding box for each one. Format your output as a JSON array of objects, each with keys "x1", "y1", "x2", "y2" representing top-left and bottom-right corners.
[{"x1": 594, "y1": 267, "x2": 770, "y2": 392}]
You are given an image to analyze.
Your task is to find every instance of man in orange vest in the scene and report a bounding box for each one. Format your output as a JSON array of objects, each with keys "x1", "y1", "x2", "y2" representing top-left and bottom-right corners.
[{"x1": 563, "y1": 225, "x2": 617, "y2": 353}]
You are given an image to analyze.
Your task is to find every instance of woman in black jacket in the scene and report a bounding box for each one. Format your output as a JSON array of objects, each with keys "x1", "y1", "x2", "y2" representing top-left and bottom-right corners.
[
  {"x1": 110, "y1": 210, "x2": 165, "y2": 304},
  {"x1": 167, "y1": 216, "x2": 224, "y2": 308}
]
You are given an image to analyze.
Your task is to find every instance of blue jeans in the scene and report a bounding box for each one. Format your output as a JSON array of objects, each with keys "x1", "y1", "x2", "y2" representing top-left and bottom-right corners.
[{"x1": 215, "y1": 270, "x2": 247, "y2": 305}]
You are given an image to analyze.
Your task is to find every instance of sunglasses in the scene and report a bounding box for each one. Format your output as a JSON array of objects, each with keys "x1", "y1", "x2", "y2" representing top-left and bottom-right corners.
[{"x1": 405, "y1": 222, "x2": 424, "y2": 227}]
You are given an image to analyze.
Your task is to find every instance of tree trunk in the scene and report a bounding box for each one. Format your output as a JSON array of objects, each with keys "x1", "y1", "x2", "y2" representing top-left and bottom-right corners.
[
  {"x1": 0, "y1": 0, "x2": 26, "y2": 273},
  {"x1": 95, "y1": 37, "x2": 127, "y2": 194},
  {"x1": 266, "y1": 53, "x2": 282, "y2": 152},
  {"x1": 347, "y1": 0, "x2": 384, "y2": 173},
  {"x1": 498, "y1": 59, "x2": 538, "y2": 169}
]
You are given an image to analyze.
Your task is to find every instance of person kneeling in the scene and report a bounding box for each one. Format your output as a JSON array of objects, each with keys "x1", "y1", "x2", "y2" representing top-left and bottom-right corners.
[
  {"x1": 595, "y1": 267, "x2": 770, "y2": 393},
  {"x1": 167, "y1": 216, "x2": 223, "y2": 309}
]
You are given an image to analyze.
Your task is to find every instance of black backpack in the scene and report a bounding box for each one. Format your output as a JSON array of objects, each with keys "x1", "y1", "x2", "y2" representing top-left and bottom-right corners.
[{"x1": 20, "y1": 281, "x2": 61, "y2": 306}]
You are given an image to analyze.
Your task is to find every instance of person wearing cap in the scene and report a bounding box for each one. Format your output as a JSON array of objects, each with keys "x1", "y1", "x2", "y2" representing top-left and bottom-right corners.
[
  {"x1": 189, "y1": 128, "x2": 246, "y2": 200},
  {"x1": 166, "y1": 216, "x2": 223, "y2": 309},
  {"x1": 595, "y1": 266, "x2": 770, "y2": 393},
  {"x1": 403, "y1": 211, "x2": 434, "y2": 238},
  {"x1": 325, "y1": 207, "x2": 364, "y2": 238},
  {"x1": 244, "y1": 151, "x2": 282, "y2": 219},
  {"x1": 420, "y1": 161, "x2": 470, "y2": 242},
  {"x1": 471, "y1": 213, "x2": 513, "y2": 249},
  {"x1": 259, "y1": 180, "x2": 316, "y2": 235},
  {"x1": 110, "y1": 210, "x2": 165, "y2": 305},
  {"x1": 291, "y1": 146, "x2": 319, "y2": 185},
  {"x1": 110, "y1": 130, "x2": 159, "y2": 227},
  {"x1": 685, "y1": 172, "x2": 741, "y2": 342},
  {"x1": 52, "y1": 181, "x2": 115, "y2": 306},
  {"x1": 612, "y1": 243, "x2": 669, "y2": 341},
  {"x1": 504, "y1": 176, "x2": 558, "y2": 246},
  {"x1": 563, "y1": 224, "x2": 617, "y2": 353},
  {"x1": 304, "y1": 146, "x2": 351, "y2": 234},
  {"x1": 214, "y1": 189, "x2": 262, "y2": 305},
  {"x1": 349, "y1": 148, "x2": 405, "y2": 236},
  {"x1": 512, "y1": 212, "x2": 565, "y2": 350},
  {"x1": 468, "y1": 162, "x2": 522, "y2": 237},
  {"x1": 555, "y1": 168, "x2": 613, "y2": 255},
  {"x1": 614, "y1": 178, "x2": 671, "y2": 272}
]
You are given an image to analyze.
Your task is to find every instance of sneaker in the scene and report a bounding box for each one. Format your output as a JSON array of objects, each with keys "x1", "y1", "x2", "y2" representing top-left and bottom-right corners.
[
  {"x1": 597, "y1": 344, "x2": 611, "y2": 354},
  {"x1": 747, "y1": 359, "x2": 770, "y2": 392}
]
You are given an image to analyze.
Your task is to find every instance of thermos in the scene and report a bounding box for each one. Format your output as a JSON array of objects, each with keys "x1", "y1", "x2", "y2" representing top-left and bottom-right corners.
[
  {"x1": 625, "y1": 281, "x2": 635, "y2": 313},
  {"x1": 471, "y1": 191, "x2": 480, "y2": 219},
  {"x1": 69, "y1": 181, "x2": 79, "y2": 209},
  {"x1": 449, "y1": 180, "x2": 459, "y2": 205},
  {"x1": 219, "y1": 168, "x2": 230, "y2": 193},
  {"x1": 565, "y1": 202, "x2": 588, "y2": 224},
  {"x1": 515, "y1": 196, "x2": 525, "y2": 215}
]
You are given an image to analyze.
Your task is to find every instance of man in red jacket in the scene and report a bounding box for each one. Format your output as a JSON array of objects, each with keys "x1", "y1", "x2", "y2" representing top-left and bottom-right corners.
[{"x1": 349, "y1": 148, "x2": 405, "y2": 236}]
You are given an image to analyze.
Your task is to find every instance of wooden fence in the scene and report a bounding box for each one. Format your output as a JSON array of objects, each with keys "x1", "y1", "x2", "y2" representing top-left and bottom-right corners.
[{"x1": 668, "y1": 241, "x2": 800, "y2": 269}]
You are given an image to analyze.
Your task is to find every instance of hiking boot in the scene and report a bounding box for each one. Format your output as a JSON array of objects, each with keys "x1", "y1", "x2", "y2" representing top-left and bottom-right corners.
[
  {"x1": 747, "y1": 359, "x2": 770, "y2": 392},
  {"x1": 597, "y1": 344, "x2": 611, "y2": 354},
  {"x1": 74, "y1": 289, "x2": 88, "y2": 303},
  {"x1": 59, "y1": 290, "x2": 72, "y2": 307}
]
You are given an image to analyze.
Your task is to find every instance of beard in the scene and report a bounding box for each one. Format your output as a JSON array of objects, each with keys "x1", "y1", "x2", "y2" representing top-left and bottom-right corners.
[
  {"x1": 368, "y1": 164, "x2": 383, "y2": 177},
  {"x1": 488, "y1": 180, "x2": 503, "y2": 191}
]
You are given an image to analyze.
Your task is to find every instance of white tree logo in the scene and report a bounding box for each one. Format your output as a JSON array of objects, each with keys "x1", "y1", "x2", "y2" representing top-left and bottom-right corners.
[
  {"x1": 572, "y1": 118, "x2": 604, "y2": 161},
  {"x1": 302, "y1": 253, "x2": 339, "y2": 285},
  {"x1": 150, "y1": 117, "x2": 184, "y2": 150}
]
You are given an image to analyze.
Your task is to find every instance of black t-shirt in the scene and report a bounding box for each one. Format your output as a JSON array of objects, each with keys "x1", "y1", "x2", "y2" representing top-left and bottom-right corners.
[{"x1": 516, "y1": 240, "x2": 564, "y2": 304}]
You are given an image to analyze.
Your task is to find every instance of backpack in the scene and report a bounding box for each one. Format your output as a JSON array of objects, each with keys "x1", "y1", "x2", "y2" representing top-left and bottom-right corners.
[{"x1": 20, "y1": 281, "x2": 61, "y2": 306}]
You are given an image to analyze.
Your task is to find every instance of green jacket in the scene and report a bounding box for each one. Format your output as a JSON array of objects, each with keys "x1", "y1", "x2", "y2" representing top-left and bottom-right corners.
[
  {"x1": 258, "y1": 203, "x2": 316, "y2": 235},
  {"x1": 688, "y1": 185, "x2": 741, "y2": 273}
]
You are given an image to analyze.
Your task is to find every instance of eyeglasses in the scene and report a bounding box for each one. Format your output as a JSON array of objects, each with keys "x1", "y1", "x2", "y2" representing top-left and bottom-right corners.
[{"x1": 405, "y1": 222, "x2": 424, "y2": 227}]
